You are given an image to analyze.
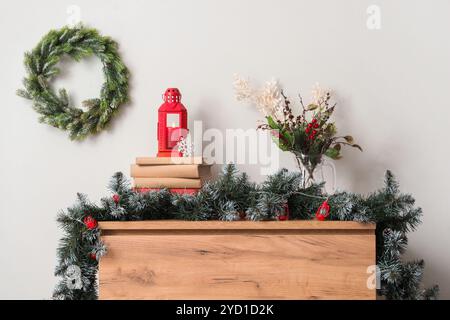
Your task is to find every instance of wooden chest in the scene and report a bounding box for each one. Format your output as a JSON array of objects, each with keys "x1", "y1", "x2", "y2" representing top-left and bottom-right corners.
[{"x1": 98, "y1": 221, "x2": 376, "y2": 300}]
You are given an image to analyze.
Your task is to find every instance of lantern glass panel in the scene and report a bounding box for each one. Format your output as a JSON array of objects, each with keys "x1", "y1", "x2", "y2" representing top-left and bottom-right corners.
[{"x1": 166, "y1": 113, "x2": 180, "y2": 127}]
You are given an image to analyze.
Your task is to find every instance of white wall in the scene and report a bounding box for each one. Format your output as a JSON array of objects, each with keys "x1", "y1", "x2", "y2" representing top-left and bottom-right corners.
[{"x1": 0, "y1": 0, "x2": 449, "y2": 299}]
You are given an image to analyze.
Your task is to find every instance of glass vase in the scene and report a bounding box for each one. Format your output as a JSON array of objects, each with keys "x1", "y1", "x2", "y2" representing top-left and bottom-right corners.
[{"x1": 293, "y1": 153, "x2": 336, "y2": 192}]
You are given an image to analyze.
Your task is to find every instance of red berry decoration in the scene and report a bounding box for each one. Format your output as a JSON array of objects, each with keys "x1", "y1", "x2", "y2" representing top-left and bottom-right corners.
[
  {"x1": 112, "y1": 194, "x2": 120, "y2": 204},
  {"x1": 270, "y1": 129, "x2": 281, "y2": 138},
  {"x1": 89, "y1": 253, "x2": 97, "y2": 261},
  {"x1": 311, "y1": 118, "x2": 317, "y2": 123},
  {"x1": 312, "y1": 130, "x2": 317, "y2": 135},
  {"x1": 313, "y1": 123, "x2": 319, "y2": 128},
  {"x1": 83, "y1": 215, "x2": 98, "y2": 230},
  {"x1": 271, "y1": 129, "x2": 289, "y2": 145},
  {"x1": 315, "y1": 200, "x2": 330, "y2": 221},
  {"x1": 305, "y1": 127, "x2": 311, "y2": 134}
]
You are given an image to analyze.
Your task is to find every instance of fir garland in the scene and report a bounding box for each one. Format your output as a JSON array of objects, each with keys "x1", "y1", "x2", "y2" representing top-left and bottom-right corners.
[
  {"x1": 17, "y1": 25, "x2": 129, "y2": 140},
  {"x1": 53, "y1": 164, "x2": 439, "y2": 300}
]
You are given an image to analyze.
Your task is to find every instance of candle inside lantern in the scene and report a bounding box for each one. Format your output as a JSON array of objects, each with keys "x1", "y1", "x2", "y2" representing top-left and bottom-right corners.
[{"x1": 167, "y1": 125, "x2": 180, "y2": 148}]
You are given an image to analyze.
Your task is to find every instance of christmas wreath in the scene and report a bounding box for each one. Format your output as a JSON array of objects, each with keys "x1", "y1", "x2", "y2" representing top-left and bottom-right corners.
[
  {"x1": 17, "y1": 25, "x2": 129, "y2": 140},
  {"x1": 53, "y1": 164, "x2": 438, "y2": 300}
]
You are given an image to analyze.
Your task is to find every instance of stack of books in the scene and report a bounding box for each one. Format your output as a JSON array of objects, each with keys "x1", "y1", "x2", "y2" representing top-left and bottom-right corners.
[{"x1": 131, "y1": 157, "x2": 211, "y2": 194}]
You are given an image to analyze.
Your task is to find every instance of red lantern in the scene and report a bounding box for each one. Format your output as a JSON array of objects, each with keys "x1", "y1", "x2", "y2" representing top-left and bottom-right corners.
[{"x1": 157, "y1": 88, "x2": 188, "y2": 157}]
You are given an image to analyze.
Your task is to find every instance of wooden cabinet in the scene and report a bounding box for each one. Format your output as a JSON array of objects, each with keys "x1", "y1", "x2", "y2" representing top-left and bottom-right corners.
[{"x1": 98, "y1": 221, "x2": 376, "y2": 300}]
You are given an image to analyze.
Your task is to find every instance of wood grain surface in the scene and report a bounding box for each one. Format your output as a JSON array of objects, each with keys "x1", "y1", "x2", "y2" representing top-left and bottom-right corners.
[
  {"x1": 99, "y1": 221, "x2": 376, "y2": 300},
  {"x1": 99, "y1": 220, "x2": 376, "y2": 231}
]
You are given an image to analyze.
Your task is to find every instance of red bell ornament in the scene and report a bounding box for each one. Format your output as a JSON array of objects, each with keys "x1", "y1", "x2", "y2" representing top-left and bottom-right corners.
[
  {"x1": 315, "y1": 200, "x2": 330, "y2": 221},
  {"x1": 83, "y1": 215, "x2": 98, "y2": 230},
  {"x1": 157, "y1": 88, "x2": 188, "y2": 157},
  {"x1": 277, "y1": 203, "x2": 290, "y2": 221}
]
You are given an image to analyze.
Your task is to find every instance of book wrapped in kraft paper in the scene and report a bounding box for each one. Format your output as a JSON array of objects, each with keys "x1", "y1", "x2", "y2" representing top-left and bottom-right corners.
[
  {"x1": 136, "y1": 157, "x2": 203, "y2": 165},
  {"x1": 133, "y1": 178, "x2": 202, "y2": 189},
  {"x1": 130, "y1": 164, "x2": 211, "y2": 179},
  {"x1": 134, "y1": 188, "x2": 199, "y2": 195}
]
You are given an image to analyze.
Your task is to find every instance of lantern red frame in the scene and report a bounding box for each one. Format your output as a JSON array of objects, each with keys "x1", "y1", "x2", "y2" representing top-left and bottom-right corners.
[{"x1": 157, "y1": 88, "x2": 188, "y2": 157}]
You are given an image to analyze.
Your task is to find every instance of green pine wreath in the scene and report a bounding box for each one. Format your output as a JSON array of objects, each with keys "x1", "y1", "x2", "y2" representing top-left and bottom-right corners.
[{"x1": 17, "y1": 25, "x2": 130, "y2": 140}]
